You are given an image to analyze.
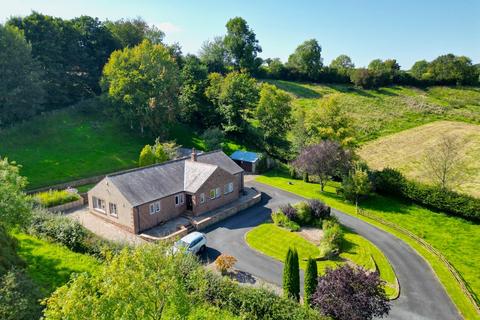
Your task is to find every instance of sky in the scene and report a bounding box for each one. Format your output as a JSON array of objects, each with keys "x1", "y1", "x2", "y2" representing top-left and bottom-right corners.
[{"x1": 1, "y1": 0, "x2": 479, "y2": 69}]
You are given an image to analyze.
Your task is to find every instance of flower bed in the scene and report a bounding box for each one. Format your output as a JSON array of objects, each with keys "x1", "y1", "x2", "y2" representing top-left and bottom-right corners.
[{"x1": 34, "y1": 188, "x2": 81, "y2": 208}]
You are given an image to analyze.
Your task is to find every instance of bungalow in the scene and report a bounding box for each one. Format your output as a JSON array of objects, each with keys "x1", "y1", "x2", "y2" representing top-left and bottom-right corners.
[{"x1": 87, "y1": 150, "x2": 244, "y2": 234}]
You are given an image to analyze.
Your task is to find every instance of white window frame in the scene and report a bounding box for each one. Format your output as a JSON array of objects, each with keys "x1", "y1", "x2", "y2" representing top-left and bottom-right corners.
[
  {"x1": 209, "y1": 189, "x2": 216, "y2": 199},
  {"x1": 109, "y1": 202, "x2": 118, "y2": 217},
  {"x1": 224, "y1": 182, "x2": 234, "y2": 194},
  {"x1": 149, "y1": 201, "x2": 160, "y2": 215},
  {"x1": 93, "y1": 197, "x2": 106, "y2": 213},
  {"x1": 215, "y1": 187, "x2": 221, "y2": 198},
  {"x1": 199, "y1": 193, "x2": 205, "y2": 204},
  {"x1": 175, "y1": 194, "x2": 184, "y2": 207}
]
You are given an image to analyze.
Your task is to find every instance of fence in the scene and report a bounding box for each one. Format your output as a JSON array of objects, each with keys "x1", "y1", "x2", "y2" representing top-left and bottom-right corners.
[{"x1": 357, "y1": 208, "x2": 480, "y2": 315}]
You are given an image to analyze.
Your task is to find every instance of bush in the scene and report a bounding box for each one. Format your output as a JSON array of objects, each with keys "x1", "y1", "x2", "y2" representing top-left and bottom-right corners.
[
  {"x1": 215, "y1": 254, "x2": 237, "y2": 275},
  {"x1": 34, "y1": 189, "x2": 81, "y2": 208},
  {"x1": 294, "y1": 202, "x2": 312, "y2": 225},
  {"x1": 201, "y1": 127, "x2": 225, "y2": 151},
  {"x1": 304, "y1": 257, "x2": 318, "y2": 307},
  {"x1": 271, "y1": 211, "x2": 300, "y2": 231},
  {"x1": 319, "y1": 218, "x2": 344, "y2": 258},
  {"x1": 372, "y1": 168, "x2": 480, "y2": 222},
  {"x1": 0, "y1": 268, "x2": 42, "y2": 320},
  {"x1": 280, "y1": 204, "x2": 298, "y2": 220},
  {"x1": 308, "y1": 199, "x2": 331, "y2": 220}
]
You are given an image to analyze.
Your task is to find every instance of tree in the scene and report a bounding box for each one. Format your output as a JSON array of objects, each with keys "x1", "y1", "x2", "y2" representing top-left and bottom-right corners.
[
  {"x1": 223, "y1": 17, "x2": 262, "y2": 73},
  {"x1": 0, "y1": 158, "x2": 32, "y2": 230},
  {"x1": 283, "y1": 247, "x2": 300, "y2": 301},
  {"x1": 330, "y1": 54, "x2": 355, "y2": 80},
  {"x1": 205, "y1": 72, "x2": 259, "y2": 135},
  {"x1": 304, "y1": 94, "x2": 357, "y2": 148},
  {"x1": 214, "y1": 254, "x2": 237, "y2": 275},
  {"x1": 304, "y1": 257, "x2": 318, "y2": 307},
  {"x1": 293, "y1": 141, "x2": 352, "y2": 191},
  {"x1": 0, "y1": 24, "x2": 44, "y2": 126},
  {"x1": 256, "y1": 83, "x2": 292, "y2": 157},
  {"x1": 201, "y1": 128, "x2": 225, "y2": 151},
  {"x1": 265, "y1": 58, "x2": 287, "y2": 79},
  {"x1": 101, "y1": 40, "x2": 180, "y2": 135},
  {"x1": 139, "y1": 144, "x2": 155, "y2": 167},
  {"x1": 312, "y1": 265, "x2": 390, "y2": 320},
  {"x1": 139, "y1": 140, "x2": 179, "y2": 166},
  {"x1": 341, "y1": 164, "x2": 372, "y2": 205},
  {"x1": 424, "y1": 135, "x2": 465, "y2": 190},
  {"x1": 287, "y1": 39, "x2": 322, "y2": 81},
  {"x1": 199, "y1": 36, "x2": 231, "y2": 73},
  {"x1": 105, "y1": 17, "x2": 164, "y2": 48},
  {"x1": 428, "y1": 54, "x2": 477, "y2": 85},
  {"x1": 367, "y1": 58, "x2": 400, "y2": 86},
  {"x1": 410, "y1": 60, "x2": 430, "y2": 81},
  {"x1": 179, "y1": 55, "x2": 209, "y2": 125},
  {"x1": 350, "y1": 68, "x2": 375, "y2": 89}
]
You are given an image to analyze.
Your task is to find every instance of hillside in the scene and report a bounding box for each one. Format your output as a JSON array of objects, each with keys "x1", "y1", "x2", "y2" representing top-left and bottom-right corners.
[
  {"x1": 358, "y1": 121, "x2": 480, "y2": 197},
  {"x1": 268, "y1": 80, "x2": 480, "y2": 142}
]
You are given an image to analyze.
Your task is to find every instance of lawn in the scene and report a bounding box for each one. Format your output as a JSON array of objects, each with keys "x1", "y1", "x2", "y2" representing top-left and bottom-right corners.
[
  {"x1": 13, "y1": 232, "x2": 100, "y2": 293},
  {"x1": 246, "y1": 223, "x2": 398, "y2": 298},
  {"x1": 256, "y1": 167, "x2": 480, "y2": 319},
  {"x1": 267, "y1": 80, "x2": 480, "y2": 142},
  {"x1": 358, "y1": 120, "x2": 480, "y2": 197}
]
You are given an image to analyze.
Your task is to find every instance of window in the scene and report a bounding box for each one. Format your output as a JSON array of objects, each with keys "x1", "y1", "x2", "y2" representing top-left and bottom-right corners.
[
  {"x1": 149, "y1": 201, "x2": 160, "y2": 214},
  {"x1": 93, "y1": 197, "x2": 105, "y2": 213},
  {"x1": 175, "y1": 194, "x2": 184, "y2": 206},
  {"x1": 224, "y1": 182, "x2": 234, "y2": 194},
  {"x1": 215, "y1": 187, "x2": 221, "y2": 198},
  {"x1": 109, "y1": 203, "x2": 118, "y2": 217},
  {"x1": 199, "y1": 193, "x2": 205, "y2": 204},
  {"x1": 209, "y1": 189, "x2": 216, "y2": 199}
]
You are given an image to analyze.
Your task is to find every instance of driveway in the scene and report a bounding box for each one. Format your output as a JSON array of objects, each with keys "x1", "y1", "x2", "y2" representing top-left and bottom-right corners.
[{"x1": 202, "y1": 181, "x2": 461, "y2": 320}]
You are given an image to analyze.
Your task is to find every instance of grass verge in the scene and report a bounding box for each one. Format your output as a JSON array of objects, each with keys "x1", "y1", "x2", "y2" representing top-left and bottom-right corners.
[
  {"x1": 256, "y1": 167, "x2": 480, "y2": 319},
  {"x1": 246, "y1": 223, "x2": 398, "y2": 299}
]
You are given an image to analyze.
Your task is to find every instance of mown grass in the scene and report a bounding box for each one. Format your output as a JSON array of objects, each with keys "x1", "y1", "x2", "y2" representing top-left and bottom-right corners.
[
  {"x1": 246, "y1": 223, "x2": 398, "y2": 298},
  {"x1": 359, "y1": 120, "x2": 480, "y2": 198},
  {"x1": 13, "y1": 232, "x2": 99, "y2": 293},
  {"x1": 267, "y1": 80, "x2": 480, "y2": 143},
  {"x1": 256, "y1": 167, "x2": 480, "y2": 319}
]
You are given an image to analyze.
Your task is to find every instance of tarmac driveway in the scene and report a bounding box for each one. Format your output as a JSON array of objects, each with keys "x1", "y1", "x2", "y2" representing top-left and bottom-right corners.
[{"x1": 202, "y1": 181, "x2": 461, "y2": 320}]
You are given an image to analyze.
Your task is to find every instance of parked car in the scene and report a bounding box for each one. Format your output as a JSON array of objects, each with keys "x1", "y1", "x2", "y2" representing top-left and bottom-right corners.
[{"x1": 173, "y1": 232, "x2": 207, "y2": 255}]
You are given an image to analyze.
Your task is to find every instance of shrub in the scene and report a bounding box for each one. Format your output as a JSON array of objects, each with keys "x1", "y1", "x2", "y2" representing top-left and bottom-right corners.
[
  {"x1": 294, "y1": 202, "x2": 312, "y2": 225},
  {"x1": 201, "y1": 127, "x2": 225, "y2": 151},
  {"x1": 34, "y1": 189, "x2": 81, "y2": 208},
  {"x1": 308, "y1": 199, "x2": 331, "y2": 220},
  {"x1": 283, "y1": 248, "x2": 300, "y2": 301},
  {"x1": 319, "y1": 218, "x2": 343, "y2": 258},
  {"x1": 0, "y1": 226, "x2": 24, "y2": 276},
  {"x1": 280, "y1": 204, "x2": 298, "y2": 220},
  {"x1": 370, "y1": 168, "x2": 406, "y2": 196},
  {"x1": 215, "y1": 254, "x2": 237, "y2": 275},
  {"x1": 312, "y1": 265, "x2": 390, "y2": 320},
  {"x1": 304, "y1": 257, "x2": 318, "y2": 307},
  {"x1": 0, "y1": 268, "x2": 42, "y2": 320},
  {"x1": 271, "y1": 211, "x2": 300, "y2": 231}
]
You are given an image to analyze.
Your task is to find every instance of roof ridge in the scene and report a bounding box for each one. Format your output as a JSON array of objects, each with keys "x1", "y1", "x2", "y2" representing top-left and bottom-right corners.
[{"x1": 107, "y1": 156, "x2": 189, "y2": 178}]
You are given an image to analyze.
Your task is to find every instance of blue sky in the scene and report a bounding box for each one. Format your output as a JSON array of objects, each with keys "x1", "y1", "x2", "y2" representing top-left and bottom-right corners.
[{"x1": 2, "y1": 0, "x2": 479, "y2": 68}]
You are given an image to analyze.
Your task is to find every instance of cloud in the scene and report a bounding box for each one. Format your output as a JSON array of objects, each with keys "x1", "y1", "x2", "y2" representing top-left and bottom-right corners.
[{"x1": 155, "y1": 22, "x2": 182, "y2": 34}]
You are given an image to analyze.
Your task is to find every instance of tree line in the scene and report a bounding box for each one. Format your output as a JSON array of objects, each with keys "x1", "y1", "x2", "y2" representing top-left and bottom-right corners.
[{"x1": 1, "y1": 12, "x2": 478, "y2": 132}]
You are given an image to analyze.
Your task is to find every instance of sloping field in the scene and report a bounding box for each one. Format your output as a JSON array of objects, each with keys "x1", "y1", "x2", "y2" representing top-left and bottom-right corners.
[{"x1": 358, "y1": 121, "x2": 480, "y2": 197}]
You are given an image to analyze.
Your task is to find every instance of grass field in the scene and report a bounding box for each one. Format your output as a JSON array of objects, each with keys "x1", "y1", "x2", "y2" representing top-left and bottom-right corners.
[
  {"x1": 256, "y1": 167, "x2": 480, "y2": 319},
  {"x1": 268, "y1": 80, "x2": 480, "y2": 142},
  {"x1": 0, "y1": 106, "x2": 246, "y2": 189},
  {"x1": 358, "y1": 120, "x2": 480, "y2": 197},
  {"x1": 246, "y1": 223, "x2": 398, "y2": 298},
  {"x1": 13, "y1": 232, "x2": 99, "y2": 293}
]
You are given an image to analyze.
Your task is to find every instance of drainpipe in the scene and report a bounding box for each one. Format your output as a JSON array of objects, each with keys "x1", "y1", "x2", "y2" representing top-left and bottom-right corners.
[{"x1": 135, "y1": 206, "x2": 141, "y2": 234}]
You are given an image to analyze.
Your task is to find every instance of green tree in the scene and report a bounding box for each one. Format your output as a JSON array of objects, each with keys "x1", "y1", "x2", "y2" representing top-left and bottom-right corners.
[
  {"x1": 341, "y1": 164, "x2": 373, "y2": 205},
  {"x1": 138, "y1": 145, "x2": 156, "y2": 167},
  {"x1": 201, "y1": 128, "x2": 225, "y2": 151},
  {"x1": 330, "y1": 54, "x2": 355, "y2": 78},
  {"x1": 291, "y1": 248, "x2": 300, "y2": 301},
  {"x1": 304, "y1": 94, "x2": 357, "y2": 148},
  {"x1": 0, "y1": 24, "x2": 44, "y2": 126},
  {"x1": 283, "y1": 248, "x2": 294, "y2": 299},
  {"x1": 0, "y1": 158, "x2": 32, "y2": 230},
  {"x1": 350, "y1": 68, "x2": 375, "y2": 89},
  {"x1": 428, "y1": 54, "x2": 477, "y2": 85},
  {"x1": 199, "y1": 36, "x2": 231, "y2": 73},
  {"x1": 256, "y1": 83, "x2": 292, "y2": 157},
  {"x1": 265, "y1": 58, "x2": 287, "y2": 79},
  {"x1": 410, "y1": 60, "x2": 430, "y2": 81},
  {"x1": 101, "y1": 40, "x2": 180, "y2": 135},
  {"x1": 304, "y1": 257, "x2": 318, "y2": 307},
  {"x1": 105, "y1": 17, "x2": 164, "y2": 48},
  {"x1": 224, "y1": 17, "x2": 262, "y2": 73},
  {"x1": 287, "y1": 39, "x2": 322, "y2": 81}
]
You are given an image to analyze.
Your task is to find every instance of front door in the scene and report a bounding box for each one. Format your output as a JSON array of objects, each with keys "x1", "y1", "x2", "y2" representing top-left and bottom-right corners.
[{"x1": 186, "y1": 194, "x2": 193, "y2": 211}]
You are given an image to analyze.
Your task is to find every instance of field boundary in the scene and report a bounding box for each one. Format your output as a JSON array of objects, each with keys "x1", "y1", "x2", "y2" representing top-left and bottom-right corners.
[{"x1": 357, "y1": 208, "x2": 480, "y2": 314}]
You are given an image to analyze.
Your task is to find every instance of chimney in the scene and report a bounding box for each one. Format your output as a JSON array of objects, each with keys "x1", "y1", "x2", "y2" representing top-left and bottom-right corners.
[{"x1": 191, "y1": 148, "x2": 197, "y2": 161}]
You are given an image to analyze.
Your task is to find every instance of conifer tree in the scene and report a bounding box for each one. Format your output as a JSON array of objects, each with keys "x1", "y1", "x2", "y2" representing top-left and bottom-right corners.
[{"x1": 304, "y1": 257, "x2": 318, "y2": 306}]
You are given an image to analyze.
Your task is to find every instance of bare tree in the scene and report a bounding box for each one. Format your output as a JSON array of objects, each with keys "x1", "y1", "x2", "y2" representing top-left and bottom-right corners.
[
  {"x1": 424, "y1": 135, "x2": 465, "y2": 190},
  {"x1": 293, "y1": 140, "x2": 351, "y2": 191}
]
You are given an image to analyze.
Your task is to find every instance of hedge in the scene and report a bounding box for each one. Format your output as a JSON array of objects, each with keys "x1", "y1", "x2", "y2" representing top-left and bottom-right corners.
[{"x1": 372, "y1": 168, "x2": 480, "y2": 222}]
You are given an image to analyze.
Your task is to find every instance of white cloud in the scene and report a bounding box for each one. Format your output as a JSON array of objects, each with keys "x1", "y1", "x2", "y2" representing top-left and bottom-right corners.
[{"x1": 155, "y1": 22, "x2": 182, "y2": 34}]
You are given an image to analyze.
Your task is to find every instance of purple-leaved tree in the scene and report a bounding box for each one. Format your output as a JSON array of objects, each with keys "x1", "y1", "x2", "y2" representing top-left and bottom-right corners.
[
  {"x1": 312, "y1": 265, "x2": 390, "y2": 320},
  {"x1": 293, "y1": 140, "x2": 351, "y2": 191}
]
